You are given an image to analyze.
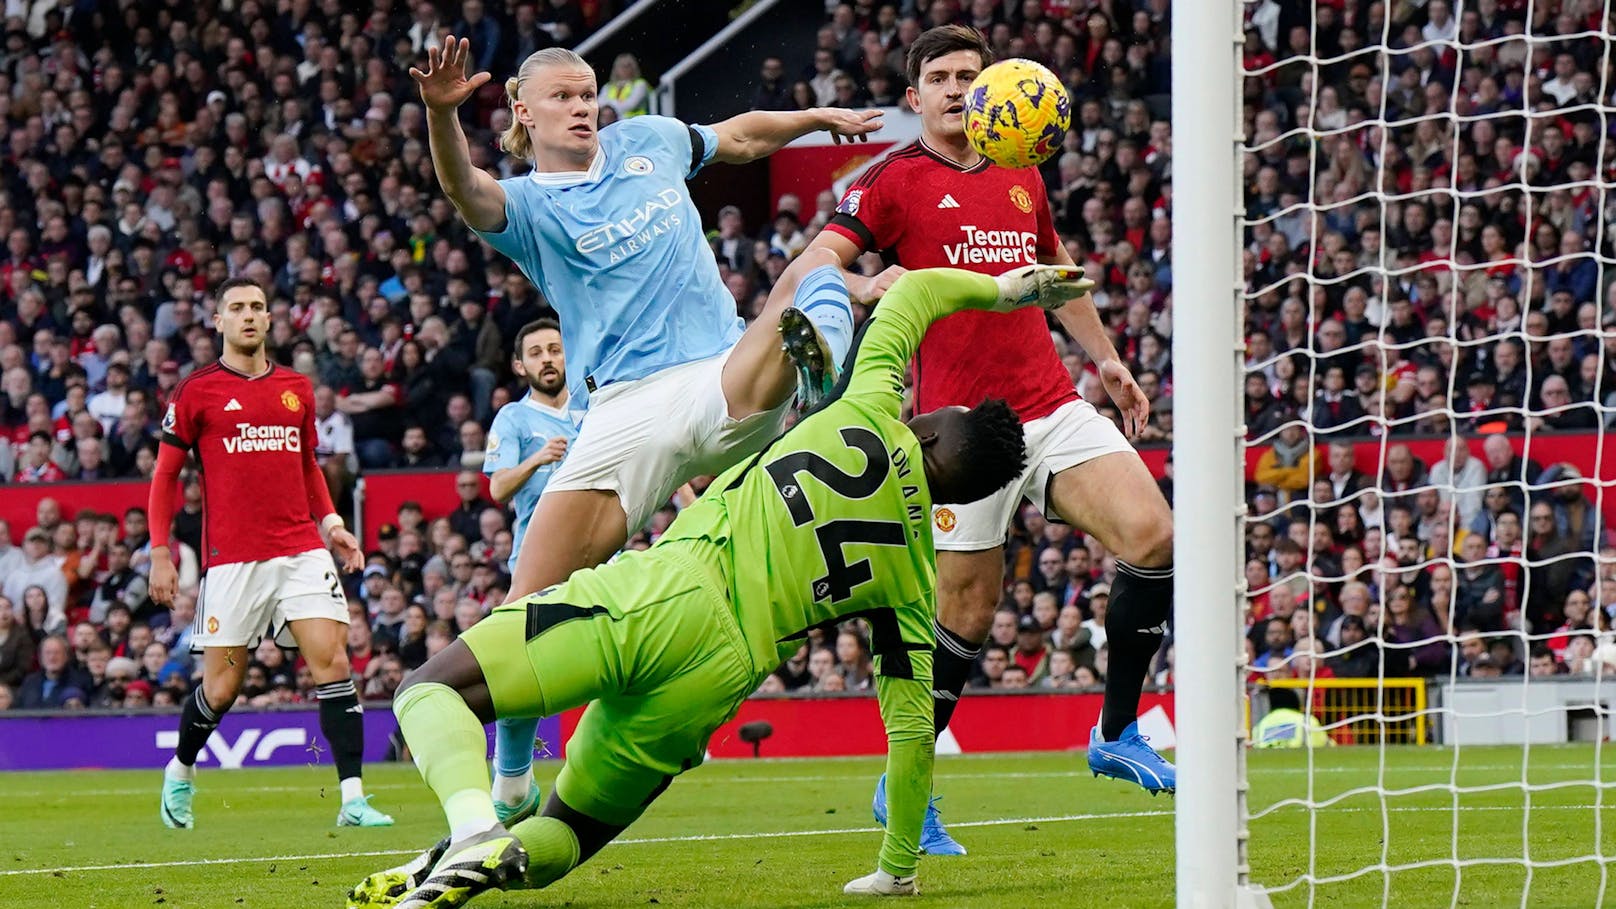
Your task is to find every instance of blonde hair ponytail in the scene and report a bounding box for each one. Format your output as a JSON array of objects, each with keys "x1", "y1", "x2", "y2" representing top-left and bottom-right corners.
[
  {"x1": 499, "y1": 76, "x2": 530, "y2": 160},
  {"x1": 498, "y1": 48, "x2": 593, "y2": 161}
]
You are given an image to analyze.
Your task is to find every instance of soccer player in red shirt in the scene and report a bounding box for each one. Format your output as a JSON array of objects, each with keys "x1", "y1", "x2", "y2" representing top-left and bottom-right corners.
[
  {"x1": 811, "y1": 25, "x2": 1176, "y2": 851},
  {"x1": 146, "y1": 277, "x2": 393, "y2": 829}
]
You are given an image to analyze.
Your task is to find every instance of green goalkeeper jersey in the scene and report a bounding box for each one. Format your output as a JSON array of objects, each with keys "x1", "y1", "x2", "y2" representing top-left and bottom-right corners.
[{"x1": 660, "y1": 267, "x2": 1010, "y2": 877}]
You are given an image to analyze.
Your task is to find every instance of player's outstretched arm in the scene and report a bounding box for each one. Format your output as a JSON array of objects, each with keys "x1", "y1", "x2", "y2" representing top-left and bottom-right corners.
[
  {"x1": 844, "y1": 266, "x2": 1094, "y2": 414},
  {"x1": 708, "y1": 108, "x2": 883, "y2": 165},
  {"x1": 412, "y1": 36, "x2": 508, "y2": 233}
]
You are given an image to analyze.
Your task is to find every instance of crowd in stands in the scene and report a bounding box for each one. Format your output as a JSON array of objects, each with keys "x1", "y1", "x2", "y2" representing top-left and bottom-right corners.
[
  {"x1": 0, "y1": 0, "x2": 1612, "y2": 717},
  {"x1": 1238, "y1": 0, "x2": 1615, "y2": 689}
]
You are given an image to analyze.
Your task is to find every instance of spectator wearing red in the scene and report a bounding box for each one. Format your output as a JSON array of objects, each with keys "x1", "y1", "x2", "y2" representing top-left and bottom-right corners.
[{"x1": 14, "y1": 431, "x2": 65, "y2": 483}]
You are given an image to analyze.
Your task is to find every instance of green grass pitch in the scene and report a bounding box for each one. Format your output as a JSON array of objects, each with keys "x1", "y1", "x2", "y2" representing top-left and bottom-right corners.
[{"x1": 3, "y1": 745, "x2": 1613, "y2": 908}]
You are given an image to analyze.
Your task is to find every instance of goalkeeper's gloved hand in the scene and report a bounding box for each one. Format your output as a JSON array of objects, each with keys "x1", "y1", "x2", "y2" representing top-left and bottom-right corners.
[{"x1": 992, "y1": 263, "x2": 1097, "y2": 313}]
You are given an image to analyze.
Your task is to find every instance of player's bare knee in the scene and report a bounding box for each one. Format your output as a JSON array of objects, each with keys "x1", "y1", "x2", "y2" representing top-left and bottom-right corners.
[
  {"x1": 1118, "y1": 511, "x2": 1174, "y2": 568},
  {"x1": 937, "y1": 576, "x2": 999, "y2": 641},
  {"x1": 200, "y1": 675, "x2": 239, "y2": 712},
  {"x1": 305, "y1": 647, "x2": 351, "y2": 683}
]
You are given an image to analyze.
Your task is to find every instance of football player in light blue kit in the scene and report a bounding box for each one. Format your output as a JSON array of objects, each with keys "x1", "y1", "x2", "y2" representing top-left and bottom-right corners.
[
  {"x1": 412, "y1": 38, "x2": 885, "y2": 826},
  {"x1": 483, "y1": 318, "x2": 579, "y2": 577},
  {"x1": 481, "y1": 318, "x2": 580, "y2": 817}
]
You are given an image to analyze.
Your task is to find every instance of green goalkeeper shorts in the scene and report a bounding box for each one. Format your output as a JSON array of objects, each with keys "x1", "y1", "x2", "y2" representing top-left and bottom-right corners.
[{"x1": 460, "y1": 539, "x2": 757, "y2": 826}]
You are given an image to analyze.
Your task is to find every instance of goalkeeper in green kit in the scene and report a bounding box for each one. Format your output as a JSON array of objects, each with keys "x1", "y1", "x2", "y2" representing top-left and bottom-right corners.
[{"x1": 348, "y1": 257, "x2": 1094, "y2": 908}]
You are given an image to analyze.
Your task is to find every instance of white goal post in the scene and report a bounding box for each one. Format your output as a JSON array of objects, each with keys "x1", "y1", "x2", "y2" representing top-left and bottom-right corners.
[
  {"x1": 1171, "y1": 0, "x2": 1255, "y2": 906},
  {"x1": 1176, "y1": 0, "x2": 1616, "y2": 906}
]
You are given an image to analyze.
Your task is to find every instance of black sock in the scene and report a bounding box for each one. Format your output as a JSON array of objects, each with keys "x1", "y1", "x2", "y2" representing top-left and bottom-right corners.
[
  {"x1": 931, "y1": 622, "x2": 981, "y2": 736},
  {"x1": 175, "y1": 686, "x2": 223, "y2": 766},
  {"x1": 1102, "y1": 560, "x2": 1173, "y2": 741},
  {"x1": 315, "y1": 679, "x2": 365, "y2": 782}
]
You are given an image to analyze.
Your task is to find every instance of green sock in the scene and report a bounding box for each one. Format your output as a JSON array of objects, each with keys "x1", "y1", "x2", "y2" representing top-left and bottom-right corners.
[
  {"x1": 510, "y1": 815, "x2": 580, "y2": 889},
  {"x1": 394, "y1": 682, "x2": 496, "y2": 839}
]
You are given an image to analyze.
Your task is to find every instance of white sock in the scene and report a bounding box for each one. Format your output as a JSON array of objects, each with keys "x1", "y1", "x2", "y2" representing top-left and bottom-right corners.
[
  {"x1": 340, "y1": 776, "x2": 365, "y2": 803},
  {"x1": 445, "y1": 789, "x2": 499, "y2": 843},
  {"x1": 166, "y1": 756, "x2": 195, "y2": 781},
  {"x1": 491, "y1": 770, "x2": 533, "y2": 807}
]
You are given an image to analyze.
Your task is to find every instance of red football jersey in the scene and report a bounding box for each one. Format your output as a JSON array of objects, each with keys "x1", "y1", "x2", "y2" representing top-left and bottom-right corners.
[
  {"x1": 825, "y1": 139, "x2": 1077, "y2": 422},
  {"x1": 160, "y1": 362, "x2": 325, "y2": 568}
]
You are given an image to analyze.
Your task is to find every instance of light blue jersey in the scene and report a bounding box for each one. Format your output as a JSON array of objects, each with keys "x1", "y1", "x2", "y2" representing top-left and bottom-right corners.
[
  {"x1": 474, "y1": 116, "x2": 744, "y2": 402},
  {"x1": 483, "y1": 392, "x2": 583, "y2": 573}
]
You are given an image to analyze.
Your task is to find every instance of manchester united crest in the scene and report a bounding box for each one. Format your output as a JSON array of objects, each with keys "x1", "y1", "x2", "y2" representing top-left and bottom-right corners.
[
  {"x1": 281, "y1": 390, "x2": 301, "y2": 412},
  {"x1": 934, "y1": 507, "x2": 957, "y2": 533},
  {"x1": 206, "y1": 616, "x2": 219, "y2": 634},
  {"x1": 1008, "y1": 185, "x2": 1033, "y2": 213}
]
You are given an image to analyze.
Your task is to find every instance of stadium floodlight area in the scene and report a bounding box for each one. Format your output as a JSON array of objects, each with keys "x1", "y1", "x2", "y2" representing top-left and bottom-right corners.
[{"x1": 1175, "y1": 1, "x2": 1616, "y2": 906}]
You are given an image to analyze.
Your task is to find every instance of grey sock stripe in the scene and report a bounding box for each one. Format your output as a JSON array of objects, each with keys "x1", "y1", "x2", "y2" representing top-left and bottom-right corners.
[
  {"x1": 193, "y1": 687, "x2": 218, "y2": 722},
  {"x1": 934, "y1": 621, "x2": 982, "y2": 659},
  {"x1": 1116, "y1": 559, "x2": 1174, "y2": 580},
  {"x1": 315, "y1": 679, "x2": 357, "y2": 699}
]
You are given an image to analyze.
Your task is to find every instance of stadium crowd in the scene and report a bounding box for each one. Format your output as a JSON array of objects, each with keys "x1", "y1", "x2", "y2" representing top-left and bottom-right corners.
[{"x1": 0, "y1": 0, "x2": 1612, "y2": 717}]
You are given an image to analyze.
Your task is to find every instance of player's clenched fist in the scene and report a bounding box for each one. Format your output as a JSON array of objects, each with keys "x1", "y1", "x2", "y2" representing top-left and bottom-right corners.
[{"x1": 534, "y1": 436, "x2": 569, "y2": 466}]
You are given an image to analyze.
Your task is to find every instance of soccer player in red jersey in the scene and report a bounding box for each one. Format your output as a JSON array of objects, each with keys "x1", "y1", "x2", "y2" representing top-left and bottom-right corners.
[
  {"x1": 810, "y1": 25, "x2": 1177, "y2": 850},
  {"x1": 146, "y1": 277, "x2": 393, "y2": 829}
]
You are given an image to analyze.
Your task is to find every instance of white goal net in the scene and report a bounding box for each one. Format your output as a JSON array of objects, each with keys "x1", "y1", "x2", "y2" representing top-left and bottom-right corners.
[{"x1": 1231, "y1": 0, "x2": 1616, "y2": 905}]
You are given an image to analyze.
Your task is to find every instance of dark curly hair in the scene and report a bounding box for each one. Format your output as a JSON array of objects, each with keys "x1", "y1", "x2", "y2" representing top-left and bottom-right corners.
[{"x1": 936, "y1": 398, "x2": 1027, "y2": 505}]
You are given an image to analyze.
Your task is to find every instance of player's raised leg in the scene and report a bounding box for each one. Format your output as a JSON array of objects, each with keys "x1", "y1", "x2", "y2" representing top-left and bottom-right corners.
[
  {"x1": 159, "y1": 644, "x2": 247, "y2": 828},
  {"x1": 1047, "y1": 453, "x2": 1176, "y2": 792},
  {"x1": 721, "y1": 247, "x2": 856, "y2": 414},
  {"x1": 290, "y1": 613, "x2": 394, "y2": 825}
]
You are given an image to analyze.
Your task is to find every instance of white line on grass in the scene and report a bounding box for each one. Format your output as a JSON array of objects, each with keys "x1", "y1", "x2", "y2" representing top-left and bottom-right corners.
[
  {"x1": 0, "y1": 810, "x2": 1159, "y2": 877},
  {"x1": 47, "y1": 762, "x2": 1614, "y2": 798},
  {"x1": 10, "y1": 801, "x2": 1613, "y2": 878}
]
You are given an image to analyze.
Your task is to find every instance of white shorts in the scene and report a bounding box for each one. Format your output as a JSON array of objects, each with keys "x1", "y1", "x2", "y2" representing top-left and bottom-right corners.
[
  {"x1": 546, "y1": 347, "x2": 792, "y2": 533},
  {"x1": 931, "y1": 398, "x2": 1136, "y2": 551},
  {"x1": 192, "y1": 548, "x2": 349, "y2": 649}
]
